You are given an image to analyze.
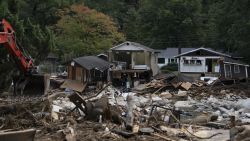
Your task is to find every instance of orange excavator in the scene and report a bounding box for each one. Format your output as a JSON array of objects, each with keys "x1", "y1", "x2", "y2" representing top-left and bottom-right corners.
[{"x1": 0, "y1": 19, "x2": 46, "y2": 95}]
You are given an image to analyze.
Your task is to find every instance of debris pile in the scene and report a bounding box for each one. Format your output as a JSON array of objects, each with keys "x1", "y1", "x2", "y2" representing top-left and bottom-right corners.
[{"x1": 0, "y1": 75, "x2": 250, "y2": 141}]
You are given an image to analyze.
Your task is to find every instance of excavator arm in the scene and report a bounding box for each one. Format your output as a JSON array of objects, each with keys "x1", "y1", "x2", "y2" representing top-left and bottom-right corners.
[
  {"x1": 0, "y1": 19, "x2": 34, "y2": 74},
  {"x1": 0, "y1": 19, "x2": 46, "y2": 95}
]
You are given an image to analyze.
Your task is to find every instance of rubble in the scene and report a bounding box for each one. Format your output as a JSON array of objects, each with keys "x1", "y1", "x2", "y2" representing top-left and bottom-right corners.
[{"x1": 0, "y1": 74, "x2": 250, "y2": 141}]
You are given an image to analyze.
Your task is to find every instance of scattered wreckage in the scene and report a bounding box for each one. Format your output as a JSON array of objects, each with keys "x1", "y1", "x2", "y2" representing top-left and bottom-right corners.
[{"x1": 0, "y1": 74, "x2": 250, "y2": 141}]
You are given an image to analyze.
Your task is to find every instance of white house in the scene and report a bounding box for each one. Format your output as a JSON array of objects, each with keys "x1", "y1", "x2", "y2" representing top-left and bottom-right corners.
[
  {"x1": 157, "y1": 48, "x2": 196, "y2": 68},
  {"x1": 174, "y1": 47, "x2": 249, "y2": 80}
]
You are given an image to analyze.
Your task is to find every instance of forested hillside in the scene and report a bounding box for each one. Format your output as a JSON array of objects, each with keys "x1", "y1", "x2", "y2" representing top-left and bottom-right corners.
[
  {"x1": 0, "y1": 0, "x2": 250, "y2": 89},
  {"x1": 1, "y1": 0, "x2": 250, "y2": 61},
  {"x1": 84, "y1": 0, "x2": 250, "y2": 62}
]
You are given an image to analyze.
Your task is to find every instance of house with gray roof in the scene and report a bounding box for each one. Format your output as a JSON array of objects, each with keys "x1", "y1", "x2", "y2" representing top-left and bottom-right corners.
[
  {"x1": 157, "y1": 48, "x2": 196, "y2": 68},
  {"x1": 67, "y1": 56, "x2": 110, "y2": 83}
]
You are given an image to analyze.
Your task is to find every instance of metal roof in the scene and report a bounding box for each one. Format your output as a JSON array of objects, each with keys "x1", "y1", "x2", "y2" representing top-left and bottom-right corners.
[
  {"x1": 73, "y1": 56, "x2": 110, "y2": 72},
  {"x1": 157, "y1": 48, "x2": 197, "y2": 58},
  {"x1": 110, "y1": 41, "x2": 155, "y2": 52}
]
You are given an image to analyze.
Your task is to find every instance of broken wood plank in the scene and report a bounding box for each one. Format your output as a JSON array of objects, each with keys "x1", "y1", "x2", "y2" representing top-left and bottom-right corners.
[
  {"x1": 180, "y1": 82, "x2": 192, "y2": 90},
  {"x1": 0, "y1": 129, "x2": 36, "y2": 141}
]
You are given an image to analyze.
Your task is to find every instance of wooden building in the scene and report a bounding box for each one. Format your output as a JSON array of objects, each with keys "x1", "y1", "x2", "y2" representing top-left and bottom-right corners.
[
  {"x1": 108, "y1": 41, "x2": 159, "y2": 86},
  {"x1": 67, "y1": 56, "x2": 110, "y2": 84}
]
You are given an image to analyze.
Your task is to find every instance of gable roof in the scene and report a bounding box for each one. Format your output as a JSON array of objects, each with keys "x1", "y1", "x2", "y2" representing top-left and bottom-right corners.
[
  {"x1": 73, "y1": 56, "x2": 110, "y2": 72},
  {"x1": 110, "y1": 41, "x2": 155, "y2": 52},
  {"x1": 157, "y1": 48, "x2": 197, "y2": 58},
  {"x1": 174, "y1": 47, "x2": 231, "y2": 58}
]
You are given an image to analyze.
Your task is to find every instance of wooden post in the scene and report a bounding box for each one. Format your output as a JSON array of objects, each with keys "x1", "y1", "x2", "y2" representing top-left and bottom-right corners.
[
  {"x1": 245, "y1": 66, "x2": 248, "y2": 83},
  {"x1": 126, "y1": 95, "x2": 135, "y2": 130}
]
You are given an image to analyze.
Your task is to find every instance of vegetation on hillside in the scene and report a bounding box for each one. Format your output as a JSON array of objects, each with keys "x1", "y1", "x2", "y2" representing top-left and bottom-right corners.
[{"x1": 0, "y1": 0, "x2": 250, "y2": 89}]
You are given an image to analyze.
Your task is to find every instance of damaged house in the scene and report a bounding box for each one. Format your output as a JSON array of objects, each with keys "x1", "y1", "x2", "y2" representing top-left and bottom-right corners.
[
  {"x1": 63, "y1": 56, "x2": 110, "y2": 92},
  {"x1": 108, "y1": 41, "x2": 159, "y2": 86},
  {"x1": 175, "y1": 47, "x2": 249, "y2": 81}
]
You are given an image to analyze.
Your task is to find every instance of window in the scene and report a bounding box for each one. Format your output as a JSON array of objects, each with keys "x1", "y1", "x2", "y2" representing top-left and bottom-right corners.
[
  {"x1": 197, "y1": 60, "x2": 202, "y2": 65},
  {"x1": 234, "y1": 65, "x2": 240, "y2": 73},
  {"x1": 158, "y1": 58, "x2": 165, "y2": 64},
  {"x1": 184, "y1": 60, "x2": 189, "y2": 64},
  {"x1": 190, "y1": 60, "x2": 195, "y2": 64},
  {"x1": 183, "y1": 59, "x2": 202, "y2": 65}
]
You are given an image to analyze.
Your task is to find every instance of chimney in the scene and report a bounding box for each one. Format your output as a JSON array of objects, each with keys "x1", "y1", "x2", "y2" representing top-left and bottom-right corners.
[{"x1": 178, "y1": 47, "x2": 181, "y2": 55}]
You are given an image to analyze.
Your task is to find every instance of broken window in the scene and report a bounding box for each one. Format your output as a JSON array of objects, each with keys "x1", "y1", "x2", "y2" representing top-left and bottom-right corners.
[
  {"x1": 158, "y1": 58, "x2": 165, "y2": 64},
  {"x1": 234, "y1": 65, "x2": 240, "y2": 73}
]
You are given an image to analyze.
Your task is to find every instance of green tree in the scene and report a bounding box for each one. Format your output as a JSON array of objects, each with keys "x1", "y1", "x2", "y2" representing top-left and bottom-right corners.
[{"x1": 53, "y1": 4, "x2": 125, "y2": 61}]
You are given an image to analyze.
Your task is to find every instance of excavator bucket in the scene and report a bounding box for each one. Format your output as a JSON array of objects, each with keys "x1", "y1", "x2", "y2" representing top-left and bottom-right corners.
[{"x1": 14, "y1": 74, "x2": 50, "y2": 95}]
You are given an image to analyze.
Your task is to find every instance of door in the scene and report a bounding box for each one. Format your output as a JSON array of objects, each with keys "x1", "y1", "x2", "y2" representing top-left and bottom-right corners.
[{"x1": 206, "y1": 59, "x2": 212, "y2": 72}]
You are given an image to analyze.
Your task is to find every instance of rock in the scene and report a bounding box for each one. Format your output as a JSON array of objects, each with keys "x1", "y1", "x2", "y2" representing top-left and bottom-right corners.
[
  {"x1": 220, "y1": 90, "x2": 227, "y2": 95},
  {"x1": 151, "y1": 96, "x2": 162, "y2": 101},
  {"x1": 177, "y1": 90, "x2": 187, "y2": 97},
  {"x1": 230, "y1": 125, "x2": 250, "y2": 141},
  {"x1": 139, "y1": 127, "x2": 154, "y2": 135},
  {"x1": 236, "y1": 98, "x2": 250, "y2": 110},
  {"x1": 210, "y1": 115, "x2": 218, "y2": 121},
  {"x1": 245, "y1": 113, "x2": 250, "y2": 118},
  {"x1": 159, "y1": 91, "x2": 172, "y2": 99},
  {"x1": 174, "y1": 101, "x2": 193, "y2": 110}
]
